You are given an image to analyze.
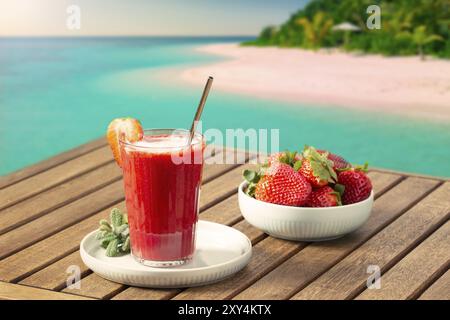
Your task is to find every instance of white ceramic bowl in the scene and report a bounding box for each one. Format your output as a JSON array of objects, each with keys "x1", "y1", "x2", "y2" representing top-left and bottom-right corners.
[{"x1": 238, "y1": 181, "x2": 374, "y2": 241}]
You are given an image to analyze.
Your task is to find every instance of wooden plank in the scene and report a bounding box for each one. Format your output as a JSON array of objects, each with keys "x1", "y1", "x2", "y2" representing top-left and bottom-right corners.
[
  {"x1": 199, "y1": 163, "x2": 257, "y2": 211},
  {"x1": 233, "y1": 172, "x2": 410, "y2": 300},
  {"x1": 366, "y1": 171, "x2": 404, "y2": 198},
  {"x1": 112, "y1": 287, "x2": 177, "y2": 300},
  {"x1": 62, "y1": 273, "x2": 126, "y2": 300},
  {"x1": 19, "y1": 251, "x2": 87, "y2": 291},
  {"x1": 0, "y1": 181, "x2": 125, "y2": 260},
  {"x1": 356, "y1": 221, "x2": 450, "y2": 300},
  {"x1": 200, "y1": 194, "x2": 241, "y2": 226},
  {"x1": 0, "y1": 282, "x2": 94, "y2": 300},
  {"x1": 291, "y1": 182, "x2": 450, "y2": 300},
  {"x1": 418, "y1": 269, "x2": 450, "y2": 300},
  {"x1": 371, "y1": 167, "x2": 449, "y2": 182},
  {"x1": 0, "y1": 138, "x2": 106, "y2": 189},
  {"x1": 0, "y1": 162, "x2": 122, "y2": 235},
  {"x1": 0, "y1": 146, "x2": 113, "y2": 210},
  {"x1": 203, "y1": 149, "x2": 248, "y2": 181},
  {"x1": 0, "y1": 158, "x2": 248, "y2": 283}
]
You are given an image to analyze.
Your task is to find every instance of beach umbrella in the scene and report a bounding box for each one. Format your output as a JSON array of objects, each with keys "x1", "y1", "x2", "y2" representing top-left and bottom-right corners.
[
  {"x1": 332, "y1": 22, "x2": 361, "y2": 48},
  {"x1": 332, "y1": 22, "x2": 361, "y2": 32}
]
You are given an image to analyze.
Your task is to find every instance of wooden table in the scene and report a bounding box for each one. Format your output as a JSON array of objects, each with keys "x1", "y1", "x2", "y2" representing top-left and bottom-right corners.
[{"x1": 0, "y1": 139, "x2": 449, "y2": 300}]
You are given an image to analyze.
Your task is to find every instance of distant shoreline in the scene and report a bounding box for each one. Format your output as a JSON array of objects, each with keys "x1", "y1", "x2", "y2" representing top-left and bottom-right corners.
[{"x1": 177, "y1": 43, "x2": 450, "y2": 122}]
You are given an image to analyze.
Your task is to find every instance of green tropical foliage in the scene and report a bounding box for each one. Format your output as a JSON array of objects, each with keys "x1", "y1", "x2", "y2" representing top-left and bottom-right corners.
[
  {"x1": 296, "y1": 11, "x2": 334, "y2": 49},
  {"x1": 244, "y1": 0, "x2": 450, "y2": 58}
]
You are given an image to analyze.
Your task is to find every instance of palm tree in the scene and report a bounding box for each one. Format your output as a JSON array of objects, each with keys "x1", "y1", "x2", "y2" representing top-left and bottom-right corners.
[
  {"x1": 296, "y1": 11, "x2": 334, "y2": 50},
  {"x1": 398, "y1": 25, "x2": 443, "y2": 60}
]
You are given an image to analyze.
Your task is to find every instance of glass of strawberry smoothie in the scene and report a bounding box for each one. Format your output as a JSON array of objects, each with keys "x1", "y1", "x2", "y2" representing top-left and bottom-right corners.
[{"x1": 119, "y1": 129, "x2": 204, "y2": 267}]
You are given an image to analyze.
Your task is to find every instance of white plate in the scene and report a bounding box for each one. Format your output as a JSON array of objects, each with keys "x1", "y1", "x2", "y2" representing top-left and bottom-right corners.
[
  {"x1": 238, "y1": 181, "x2": 374, "y2": 241},
  {"x1": 80, "y1": 220, "x2": 252, "y2": 288}
]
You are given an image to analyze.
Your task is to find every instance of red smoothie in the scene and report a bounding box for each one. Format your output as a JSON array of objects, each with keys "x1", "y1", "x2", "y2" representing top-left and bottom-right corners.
[{"x1": 120, "y1": 129, "x2": 204, "y2": 267}]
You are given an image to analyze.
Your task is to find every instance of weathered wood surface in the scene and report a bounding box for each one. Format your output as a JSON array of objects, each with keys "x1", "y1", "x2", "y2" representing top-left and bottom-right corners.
[{"x1": 0, "y1": 142, "x2": 448, "y2": 300}]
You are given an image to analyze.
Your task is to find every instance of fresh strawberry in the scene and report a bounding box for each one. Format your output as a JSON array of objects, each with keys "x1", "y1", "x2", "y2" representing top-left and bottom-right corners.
[
  {"x1": 298, "y1": 146, "x2": 337, "y2": 187},
  {"x1": 107, "y1": 117, "x2": 143, "y2": 167},
  {"x1": 266, "y1": 151, "x2": 302, "y2": 167},
  {"x1": 337, "y1": 165, "x2": 372, "y2": 204},
  {"x1": 317, "y1": 149, "x2": 351, "y2": 170},
  {"x1": 307, "y1": 186, "x2": 341, "y2": 207},
  {"x1": 244, "y1": 163, "x2": 311, "y2": 206}
]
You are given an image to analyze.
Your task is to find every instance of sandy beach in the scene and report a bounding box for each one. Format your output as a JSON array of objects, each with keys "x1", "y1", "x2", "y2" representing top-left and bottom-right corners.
[{"x1": 179, "y1": 43, "x2": 450, "y2": 121}]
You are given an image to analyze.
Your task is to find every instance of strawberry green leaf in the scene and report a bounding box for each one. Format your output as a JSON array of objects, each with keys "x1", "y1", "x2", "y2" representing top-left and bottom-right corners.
[
  {"x1": 354, "y1": 162, "x2": 369, "y2": 172},
  {"x1": 293, "y1": 160, "x2": 303, "y2": 171},
  {"x1": 303, "y1": 146, "x2": 337, "y2": 183},
  {"x1": 243, "y1": 169, "x2": 259, "y2": 183},
  {"x1": 310, "y1": 160, "x2": 332, "y2": 182},
  {"x1": 245, "y1": 183, "x2": 257, "y2": 197},
  {"x1": 331, "y1": 191, "x2": 342, "y2": 206},
  {"x1": 334, "y1": 183, "x2": 345, "y2": 196},
  {"x1": 329, "y1": 167, "x2": 338, "y2": 181}
]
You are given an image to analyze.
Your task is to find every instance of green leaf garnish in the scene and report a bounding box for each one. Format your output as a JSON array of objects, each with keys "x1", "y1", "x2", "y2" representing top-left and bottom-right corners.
[
  {"x1": 96, "y1": 208, "x2": 130, "y2": 257},
  {"x1": 110, "y1": 208, "x2": 123, "y2": 227}
]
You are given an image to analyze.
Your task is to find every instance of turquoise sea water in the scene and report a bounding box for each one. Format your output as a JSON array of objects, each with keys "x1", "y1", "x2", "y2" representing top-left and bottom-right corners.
[{"x1": 1, "y1": 37, "x2": 450, "y2": 177}]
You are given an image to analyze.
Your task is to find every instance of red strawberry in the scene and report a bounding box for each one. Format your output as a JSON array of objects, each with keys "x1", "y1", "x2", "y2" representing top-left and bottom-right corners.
[
  {"x1": 107, "y1": 117, "x2": 143, "y2": 167},
  {"x1": 307, "y1": 186, "x2": 341, "y2": 207},
  {"x1": 337, "y1": 167, "x2": 372, "y2": 204},
  {"x1": 298, "y1": 146, "x2": 337, "y2": 187},
  {"x1": 246, "y1": 163, "x2": 311, "y2": 206},
  {"x1": 318, "y1": 149, "x2": 351, "y2": 170}
]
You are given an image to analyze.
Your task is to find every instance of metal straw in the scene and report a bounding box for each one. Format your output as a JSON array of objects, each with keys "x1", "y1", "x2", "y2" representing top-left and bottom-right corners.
[{"x1": 189, "y1": 76, "x2": 213, "y2": 144}]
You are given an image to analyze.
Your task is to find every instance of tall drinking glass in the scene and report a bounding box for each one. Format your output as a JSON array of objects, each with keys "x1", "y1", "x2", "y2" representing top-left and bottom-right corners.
[{"x1": 119, "y1": 129, "x2": 204, "y2": 267}]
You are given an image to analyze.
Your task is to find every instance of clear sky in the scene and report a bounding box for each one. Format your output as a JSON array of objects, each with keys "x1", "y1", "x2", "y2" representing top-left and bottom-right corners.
[{"x1": 0, "y1": 0, "x2": 309, "y2": 36}]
